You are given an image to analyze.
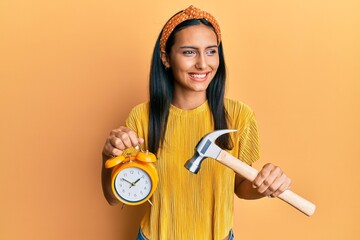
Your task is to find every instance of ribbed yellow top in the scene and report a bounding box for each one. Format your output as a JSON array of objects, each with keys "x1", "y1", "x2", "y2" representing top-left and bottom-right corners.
[{"x1": 125, "y1": 99, "x2": 259, "y2": 240}]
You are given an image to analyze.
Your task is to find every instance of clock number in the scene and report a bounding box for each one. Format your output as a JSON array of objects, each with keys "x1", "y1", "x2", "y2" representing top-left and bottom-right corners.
[{"x1": 130, "y1": 170, "x2": 134, "y2": 174}]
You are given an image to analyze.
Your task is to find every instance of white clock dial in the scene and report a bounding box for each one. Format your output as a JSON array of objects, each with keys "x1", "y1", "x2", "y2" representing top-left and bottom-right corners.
[{"x1": 114, "y1": 167, "x2": 152, "y2": 203}]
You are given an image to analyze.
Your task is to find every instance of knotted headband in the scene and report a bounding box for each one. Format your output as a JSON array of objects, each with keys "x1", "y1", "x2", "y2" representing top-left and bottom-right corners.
[{"x1": 159, "y1": 5, "x2": 222, "y2": 53}]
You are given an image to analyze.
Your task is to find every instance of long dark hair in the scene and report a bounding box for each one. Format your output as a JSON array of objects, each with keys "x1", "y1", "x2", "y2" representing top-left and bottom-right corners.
[{"x1": 148, "y1": 18, "x2": 233, "y2": 154}]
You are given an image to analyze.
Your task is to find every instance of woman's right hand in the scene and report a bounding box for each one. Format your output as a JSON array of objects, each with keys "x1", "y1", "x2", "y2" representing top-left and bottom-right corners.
[{"x1": 102, "y1": 126, "x2": 144, "y2": 158}]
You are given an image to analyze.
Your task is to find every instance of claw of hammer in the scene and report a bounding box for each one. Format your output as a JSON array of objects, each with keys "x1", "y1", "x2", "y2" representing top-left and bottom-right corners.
[{"x1": 184, "y1": 129, "x2": 237, "y2": 173}]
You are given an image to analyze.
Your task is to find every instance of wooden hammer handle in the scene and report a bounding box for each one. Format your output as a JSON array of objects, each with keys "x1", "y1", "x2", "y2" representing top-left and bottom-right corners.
[{"x1": 217, "y1": 150, "x2": 316, "y2": 216}]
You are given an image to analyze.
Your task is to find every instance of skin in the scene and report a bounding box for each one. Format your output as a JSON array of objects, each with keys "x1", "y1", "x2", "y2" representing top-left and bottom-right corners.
[{"x1": 102, "y1": 24, "x2": 291, "y2": 206}]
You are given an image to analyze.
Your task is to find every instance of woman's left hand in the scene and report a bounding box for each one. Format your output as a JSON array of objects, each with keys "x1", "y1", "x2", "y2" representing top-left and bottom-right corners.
[{"x1": 252, "y1": 163, "x2": 291, "y2": 198}]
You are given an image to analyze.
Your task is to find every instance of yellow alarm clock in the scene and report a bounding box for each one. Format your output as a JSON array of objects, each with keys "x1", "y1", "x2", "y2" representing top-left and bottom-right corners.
[{"x1": 105, "y1": 146, "x2": 158, "y2": 206}]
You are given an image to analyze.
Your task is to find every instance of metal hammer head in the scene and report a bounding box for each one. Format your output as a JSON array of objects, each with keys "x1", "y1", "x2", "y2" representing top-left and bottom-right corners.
[{"x1": 184, "y1": 129, "x2": 237, "y2": 174}]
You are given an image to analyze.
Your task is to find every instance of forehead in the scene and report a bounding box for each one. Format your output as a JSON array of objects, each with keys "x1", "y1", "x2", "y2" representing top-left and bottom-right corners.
[{"x1": 173, "y1": 24, "x2": 218, "y2": 47}]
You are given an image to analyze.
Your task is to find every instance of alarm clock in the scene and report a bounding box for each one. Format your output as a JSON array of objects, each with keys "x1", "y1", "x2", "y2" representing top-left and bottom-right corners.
[{"x1": 105, "y1": 147, "x2": 158, "y2": 206}]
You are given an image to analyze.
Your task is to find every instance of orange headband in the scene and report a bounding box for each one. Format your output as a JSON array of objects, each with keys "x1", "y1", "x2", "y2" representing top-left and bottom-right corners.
[{"x1": 159, "y1": 5, "x2": 222, "y2": 53}]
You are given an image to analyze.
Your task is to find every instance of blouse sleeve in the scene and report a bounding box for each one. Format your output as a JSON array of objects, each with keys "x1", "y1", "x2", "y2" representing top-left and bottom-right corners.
[
  {"x1": 125, "y1": 103, "x2": 148, "y2": 138},
  {"x1": 237, "y1": 112, "x2": 260, "y2": 165},
  {"x1": 122, "y1": 102, "x2": 149, "y2": 155}
]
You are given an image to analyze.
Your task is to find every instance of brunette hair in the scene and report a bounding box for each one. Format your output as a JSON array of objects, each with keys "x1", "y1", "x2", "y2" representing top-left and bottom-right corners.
[{"x1": 148, "y1": 19, "x2": 233, "y2": 154}]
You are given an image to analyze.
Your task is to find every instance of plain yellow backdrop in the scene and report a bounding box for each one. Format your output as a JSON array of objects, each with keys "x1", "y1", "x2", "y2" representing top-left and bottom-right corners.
[{"x1": 1, "y1": 0, "x2": 359, "y2": 239}]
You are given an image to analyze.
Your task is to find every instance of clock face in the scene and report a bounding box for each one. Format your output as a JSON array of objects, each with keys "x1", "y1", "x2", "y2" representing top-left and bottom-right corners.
[{"x1": 114, "y1": 167, "x2": 152, "y2": 203}]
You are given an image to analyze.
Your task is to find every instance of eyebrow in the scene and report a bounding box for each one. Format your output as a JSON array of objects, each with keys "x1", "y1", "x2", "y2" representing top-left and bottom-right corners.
[{"x1": 179, "y1": 45, "x2": 218, "y2": 49}]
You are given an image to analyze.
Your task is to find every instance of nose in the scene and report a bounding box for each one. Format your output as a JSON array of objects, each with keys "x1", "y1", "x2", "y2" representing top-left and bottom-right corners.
[{"x1": 195, "y1": 53, "x2": 207, "y2": 70}]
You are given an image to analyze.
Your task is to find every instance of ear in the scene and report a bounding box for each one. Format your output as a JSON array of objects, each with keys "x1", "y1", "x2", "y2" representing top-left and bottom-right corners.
[{"x1": 160, "y1": 51, "x2": 171, "y2": 69}]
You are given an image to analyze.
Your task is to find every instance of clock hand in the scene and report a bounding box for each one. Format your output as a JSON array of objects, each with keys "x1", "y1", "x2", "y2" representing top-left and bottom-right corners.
[
  {"x1": 121, "y1": 178, "x2": 134, "y2": 187},
  {"x1": 129, "y1": 178, "x2": 141, "y2": 188}
]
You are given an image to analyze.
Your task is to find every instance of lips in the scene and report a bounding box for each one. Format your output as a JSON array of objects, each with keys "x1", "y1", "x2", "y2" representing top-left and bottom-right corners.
[{"x1": 189, "y1": 72, "x2": 209, "y2": 81}]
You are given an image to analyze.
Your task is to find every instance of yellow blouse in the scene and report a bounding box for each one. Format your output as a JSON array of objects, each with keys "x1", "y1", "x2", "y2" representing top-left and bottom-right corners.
[{"x1": 125, "y1": 99, "x2": 259, "y2": 240}]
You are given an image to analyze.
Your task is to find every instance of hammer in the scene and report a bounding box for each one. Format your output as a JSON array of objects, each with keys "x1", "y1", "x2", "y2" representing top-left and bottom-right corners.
[{"x1": 184, "y1": 129, "x2": 316, "y2": 216}]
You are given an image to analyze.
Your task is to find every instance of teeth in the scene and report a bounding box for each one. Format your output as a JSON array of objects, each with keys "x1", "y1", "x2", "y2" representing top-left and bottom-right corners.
[{"x1": 190, "y1": 73, "x2": 206, "y2": 78}]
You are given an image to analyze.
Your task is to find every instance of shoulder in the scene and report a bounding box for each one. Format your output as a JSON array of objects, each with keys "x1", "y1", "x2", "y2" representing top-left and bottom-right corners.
[
  {"x1": 224, "y1": 98, "x2": 257, "y2": 131},
  {"x1": 128, "y1": 102, "x2": 149, "y2": 116},
  {"x1": 127, "y1": 102, "x2": 149, "y2": 122},
  {"x1": 224, "y1": 98, "x2": 255, "y2": 119}
]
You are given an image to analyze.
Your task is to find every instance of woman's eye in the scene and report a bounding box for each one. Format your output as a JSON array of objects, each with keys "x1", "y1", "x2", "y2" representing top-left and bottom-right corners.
[
  {"x1": 206, "y1": 49, "x2": 217, "y2": 55},
  {"x1": 182, "y1": 50, "x2": 196, "y2": 55}
]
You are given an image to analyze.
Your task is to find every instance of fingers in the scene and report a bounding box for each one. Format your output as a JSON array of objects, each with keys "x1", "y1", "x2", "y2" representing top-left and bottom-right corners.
[
  {"x1": 111, "y1": 127, "x2": 140, "y2": 148},
  {"x1": 252, "y1": 163, "x2": 291, "y2": 198},
  {"x1": 102, "y1": 126, "x2": 144, "y2": 158}
]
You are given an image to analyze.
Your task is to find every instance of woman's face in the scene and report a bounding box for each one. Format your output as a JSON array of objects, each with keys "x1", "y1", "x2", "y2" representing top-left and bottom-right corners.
[{"x1": 163, "y1": 23, "x2": 219, "y2": 98}]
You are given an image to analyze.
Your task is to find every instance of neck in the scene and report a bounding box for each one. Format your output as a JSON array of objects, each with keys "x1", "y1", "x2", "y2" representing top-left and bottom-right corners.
[{"x1": 172, "y1": 92, "x2": 207, "y2": 110}]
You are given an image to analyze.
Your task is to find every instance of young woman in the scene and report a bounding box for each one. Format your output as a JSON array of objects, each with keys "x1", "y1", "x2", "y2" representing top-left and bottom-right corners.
[{"x1": 102, "y1": 6, "x2": 291, "y2": 240}]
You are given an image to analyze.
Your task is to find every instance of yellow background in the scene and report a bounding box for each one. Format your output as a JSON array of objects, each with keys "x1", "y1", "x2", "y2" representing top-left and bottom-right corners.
[{"x1": 1, "y1": 0, "x2": 359, "y2": 239}]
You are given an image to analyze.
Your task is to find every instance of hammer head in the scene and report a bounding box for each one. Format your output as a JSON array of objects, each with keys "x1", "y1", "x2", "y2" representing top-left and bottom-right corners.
[{"x1": 184, "y1": 129, "x2": 237, "y2": 174}]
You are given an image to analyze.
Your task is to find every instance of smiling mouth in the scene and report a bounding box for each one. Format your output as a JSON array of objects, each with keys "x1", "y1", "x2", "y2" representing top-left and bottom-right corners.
[{"x1": 189, "y1": 73, "x2": 208, "y2": 81}]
